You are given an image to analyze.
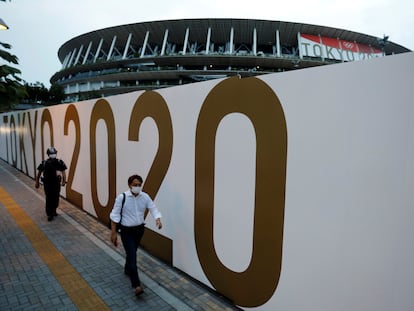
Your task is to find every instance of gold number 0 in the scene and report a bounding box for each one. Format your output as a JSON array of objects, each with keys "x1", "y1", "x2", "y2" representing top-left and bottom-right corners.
[
  {"x1": 90, "y1": 99, "x2": 117, "y2": 224},
  {"x1": 40, "y1": 109, "x2": 54, "y2": 162},
  {"x1": 195, "y1": 77, "x2": 287, "y2": 307}
]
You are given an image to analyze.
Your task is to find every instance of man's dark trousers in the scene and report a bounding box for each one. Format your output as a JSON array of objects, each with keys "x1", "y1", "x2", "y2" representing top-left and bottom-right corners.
[
  {"x1": 120, "y1": 225, "x2": 145, "y2": 288},
  {"x1": 44, "y1": 182, "x2": 61, "y2": 216}
]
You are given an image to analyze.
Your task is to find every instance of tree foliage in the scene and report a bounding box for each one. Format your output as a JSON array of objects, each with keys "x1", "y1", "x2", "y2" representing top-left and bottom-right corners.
[
  {"x1": 1, "y1": 1, "x2": 66, "y2": 110},
  {"x1": 0, "y1": 42, "x2": 66, "y2": 111},
  {"x1": 23, "y1": 82, "x2": 65, "y2": 106},
  {"x1": 0, "y1": 42, "x2": 27, "y2": 112},
  {"x1": 48, "y1": 83, "x2": 65, "y2": 105}
]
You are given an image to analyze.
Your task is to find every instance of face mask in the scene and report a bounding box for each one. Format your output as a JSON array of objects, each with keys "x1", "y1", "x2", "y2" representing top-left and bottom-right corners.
[
  {"x1": 131, "y1": 186, "x2": 141, "y2": 194},
  {"x1": 49, "y1": 154, "x2": 57, "y2": 159}
]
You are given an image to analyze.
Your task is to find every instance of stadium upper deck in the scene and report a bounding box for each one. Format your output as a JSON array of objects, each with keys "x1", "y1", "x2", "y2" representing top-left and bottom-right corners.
[{"x1": 50, "y1": 18, "x2": 411, "y2": 101}]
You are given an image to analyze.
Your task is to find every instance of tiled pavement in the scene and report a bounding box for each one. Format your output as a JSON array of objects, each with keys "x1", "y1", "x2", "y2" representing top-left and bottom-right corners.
[{"x1": 0, "y1": 160, "x2": 241, "y2": 311}]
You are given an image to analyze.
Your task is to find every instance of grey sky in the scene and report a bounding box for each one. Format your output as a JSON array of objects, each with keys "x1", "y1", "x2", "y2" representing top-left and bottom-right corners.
[{"x1": 2, "y1": 0, "x2": 413, "y2": 87}]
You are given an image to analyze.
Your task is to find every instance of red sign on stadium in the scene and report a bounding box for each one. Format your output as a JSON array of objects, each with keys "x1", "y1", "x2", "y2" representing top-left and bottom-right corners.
[{"x1": 300, "y1": 34, "x2": 383, "y2": 61}]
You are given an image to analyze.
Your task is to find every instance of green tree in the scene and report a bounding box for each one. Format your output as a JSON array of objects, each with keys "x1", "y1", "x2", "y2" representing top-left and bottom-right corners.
[
  {"x1": 24, "y1": 82, "x2": 49, "y2": 104},
  {"x1": 0, "y1": 42, "x2": 26, "y2": 111},
  {"x1": 24, "y1": 82, "x2": 48, "y2": 103},
  {"x1": 48, "y1": 83, "x2": 65, "y2": 105},
  {"x1": 23, "y1": 82, "x2": 66, "y2": 106}
]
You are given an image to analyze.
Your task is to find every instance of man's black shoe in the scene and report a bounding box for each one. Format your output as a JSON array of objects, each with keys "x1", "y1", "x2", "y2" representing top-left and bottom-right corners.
[{"x1": 47, "y1": 216, "x2": 54, "y2": 221}]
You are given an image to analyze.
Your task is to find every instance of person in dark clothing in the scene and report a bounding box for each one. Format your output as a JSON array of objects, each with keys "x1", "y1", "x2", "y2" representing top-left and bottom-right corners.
[{"x1": 35, "y1": 147, "x2": 67, "y2": 221}]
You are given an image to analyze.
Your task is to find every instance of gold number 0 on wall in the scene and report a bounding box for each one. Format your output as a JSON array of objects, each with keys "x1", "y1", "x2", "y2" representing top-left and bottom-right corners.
[
  {"x1": 90, "y1": 99, "x2": 117, "y2": 224},
  {"x1": 194, "y1": 77, "x2": 287, "y2": 307}
]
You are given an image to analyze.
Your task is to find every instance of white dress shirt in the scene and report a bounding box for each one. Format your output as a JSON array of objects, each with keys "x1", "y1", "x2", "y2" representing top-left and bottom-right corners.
[{"x1": 110, "y1": 190, "x2": 161, "y2": 226}]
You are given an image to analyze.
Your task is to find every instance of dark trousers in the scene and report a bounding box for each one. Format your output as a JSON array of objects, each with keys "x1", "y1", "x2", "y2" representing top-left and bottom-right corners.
[
  {"x1": 44, "y1": 183, "x2": 61, "y2": 216},
  {"x1": 120, "y1": 225, "x2": 145, "y2": 288}
]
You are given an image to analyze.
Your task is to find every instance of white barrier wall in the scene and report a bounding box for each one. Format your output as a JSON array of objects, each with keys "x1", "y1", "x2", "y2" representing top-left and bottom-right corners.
[{"x1": 1, "y1": 52, "x2": 413, "y2": 310}]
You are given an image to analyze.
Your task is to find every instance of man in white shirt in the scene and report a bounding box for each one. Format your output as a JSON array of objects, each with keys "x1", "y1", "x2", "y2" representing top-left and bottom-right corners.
[{"x1": 110, "y1": 174, "x2": 162, "y2": 296}]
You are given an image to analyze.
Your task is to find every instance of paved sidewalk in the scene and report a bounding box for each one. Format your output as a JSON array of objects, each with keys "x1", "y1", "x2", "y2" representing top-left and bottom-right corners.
[{"x1": 0, "y1": 160, "x2": 240, "y2": 311}]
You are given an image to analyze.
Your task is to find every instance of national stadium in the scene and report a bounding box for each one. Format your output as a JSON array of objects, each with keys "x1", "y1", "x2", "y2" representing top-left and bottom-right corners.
[{"x1": 50, "y1": 18, "x2": 411, "y2": 102}]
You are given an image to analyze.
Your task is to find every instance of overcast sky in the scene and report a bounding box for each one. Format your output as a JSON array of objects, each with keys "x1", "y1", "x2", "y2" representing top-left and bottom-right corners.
[{"x1": 1, "y1": 0, "x2": 413, "y2": 87}]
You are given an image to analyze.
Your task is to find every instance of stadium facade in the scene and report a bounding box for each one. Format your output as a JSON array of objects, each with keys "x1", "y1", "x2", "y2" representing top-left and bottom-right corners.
[{"x1": 50, "y1": 18, "x2": 411, "y2": 102}]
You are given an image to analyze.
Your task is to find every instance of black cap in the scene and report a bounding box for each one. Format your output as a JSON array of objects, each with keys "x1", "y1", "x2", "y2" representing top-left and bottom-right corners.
[{"x1": 46, "y1": 147, "x2": 57, "y2": 155}]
